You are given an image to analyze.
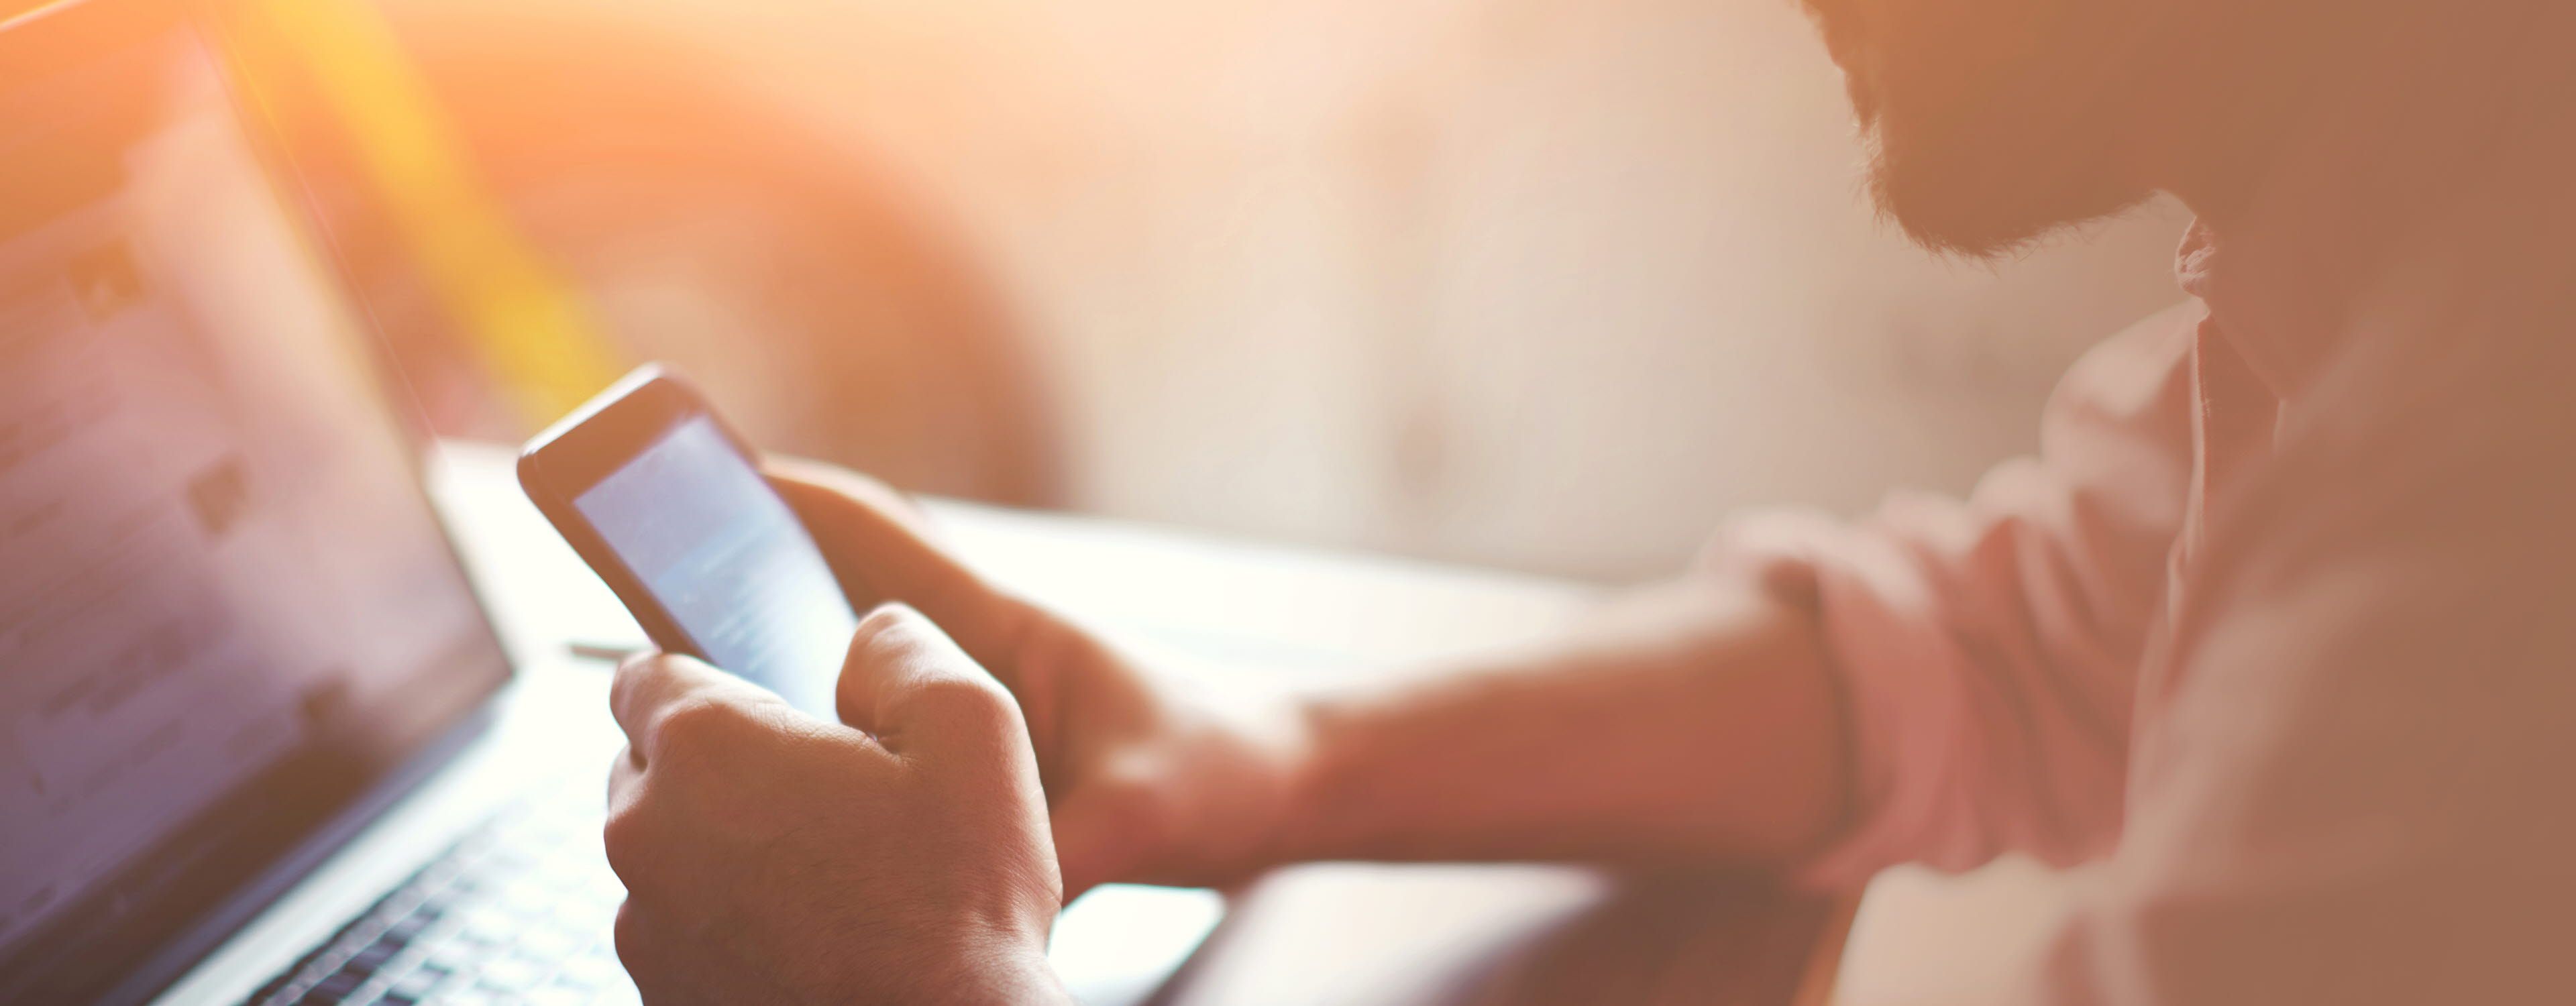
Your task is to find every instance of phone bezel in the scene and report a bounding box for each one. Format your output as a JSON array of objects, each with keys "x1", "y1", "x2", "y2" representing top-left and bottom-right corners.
[{"x1": 516, "y1": 364, "x2": 770, "y2": 666}]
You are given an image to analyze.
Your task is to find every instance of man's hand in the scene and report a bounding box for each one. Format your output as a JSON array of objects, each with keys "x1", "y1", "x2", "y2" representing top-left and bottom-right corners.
[
  {"x1": 769, "y1": 462, "x2": 1310, "y2": 898},
  {"x1": 604, "y1": 606, "x2": 1069, "y2": 1005},
  {"x1": 759, "y1": 461, "x2": 1845, "y2": 889}
]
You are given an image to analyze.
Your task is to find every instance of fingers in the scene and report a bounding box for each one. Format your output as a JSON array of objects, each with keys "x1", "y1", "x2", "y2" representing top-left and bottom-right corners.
[
  {"x1": 608, "y1": 744, "x2": 643, "y2": 805},
  {"x1": 765, "y1": 461, "x2": 959, "y2": 604},
  {"x1": 766, "y1": 462, "x2": 1038, "y2": 675},
  {"x1": 1047, "y1": 805, "x2": 1120, "y2": 904},
  {"x1": 609, "y1": 651, "x2": 775, "y2": 765},
  {"x1": 836, "y1": 604, "x2": 1029, "y2": 764},
  {"x1": 766, "y1": 457, "x2": 940, "y2": 542}
]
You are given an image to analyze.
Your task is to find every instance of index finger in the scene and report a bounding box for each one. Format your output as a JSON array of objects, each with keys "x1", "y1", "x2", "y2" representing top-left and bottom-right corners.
[{"x1": 608, "y1": 651, "x2": 751, "y2": 762}]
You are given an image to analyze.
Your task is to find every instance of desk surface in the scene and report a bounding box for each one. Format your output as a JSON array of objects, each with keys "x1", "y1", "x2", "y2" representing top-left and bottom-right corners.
[{"x1": 430, "y1": 441, "x2": 2069, "y2": 1006}]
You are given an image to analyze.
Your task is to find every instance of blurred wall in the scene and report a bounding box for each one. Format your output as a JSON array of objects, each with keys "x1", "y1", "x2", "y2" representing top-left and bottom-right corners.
[{"x1": 427, "y1": 0, "x2": 2192, "y2": 579}]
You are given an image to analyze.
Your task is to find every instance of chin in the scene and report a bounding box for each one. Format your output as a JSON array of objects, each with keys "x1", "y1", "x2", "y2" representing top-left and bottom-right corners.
[
  {"x1": 1824, "y1": 0, "x2": 2167, "y2": 259},
  {"x1": 1860, "y1": 101, "x2": 2153, "y2": 260}
]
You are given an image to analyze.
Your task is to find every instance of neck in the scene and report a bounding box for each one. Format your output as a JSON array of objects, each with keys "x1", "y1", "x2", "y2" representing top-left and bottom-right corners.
[
  {"x1": 2151, "y1": 3, "x2": 2372, "y2": 230},
  {"x1": 2152, "y1": 2, "x2": 2576, "y2": 402},
  {"x1": 2161, "y1": 2, "x2": 2573, "y2": 236}
]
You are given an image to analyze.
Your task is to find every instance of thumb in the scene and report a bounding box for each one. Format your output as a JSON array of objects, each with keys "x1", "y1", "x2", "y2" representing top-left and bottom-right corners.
[
  {"x1": 1044, "y1": 798, "x2": 1132, "y2": 903},
  {"x1": 768, "y1": 461, "x2": 1036, "y2": 677},
  {"x1": 610, "y1": 650, "x2": 780, "y2": 762},
  {"x1": 837, "y1": 603, "x2": 1031, "y2": 765}
]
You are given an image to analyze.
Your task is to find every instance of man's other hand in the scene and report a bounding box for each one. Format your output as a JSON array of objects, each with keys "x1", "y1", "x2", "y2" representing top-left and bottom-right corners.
[
  {"x1": 768, "y1": 461, "x2": 1309, "y2": 898},
  {"x1": 603, "y1": 606, "x2": 1068, "y2": 1005}
]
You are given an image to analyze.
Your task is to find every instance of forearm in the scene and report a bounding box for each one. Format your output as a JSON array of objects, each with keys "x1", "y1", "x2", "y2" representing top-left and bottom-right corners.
[{"x1": 1268, "y1": 574, "x2": 1849, "y2": 869}]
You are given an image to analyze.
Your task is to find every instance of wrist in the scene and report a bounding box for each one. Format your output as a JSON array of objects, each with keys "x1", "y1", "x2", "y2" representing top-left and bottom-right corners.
[
  {"x1": 1195, "y1": 693, "x2": 1324, "y2": 883},
  {"x1": 1248, "y1": 692, "x2": 1334, "y2": 871},
  {"x1": 1163, "y1": 689, "x2": 1328, "y2": 883},
  {"x1": 922, "y1": 938, "x2": 1066, "y2": 1006},
  {"x1": 984, "y1": 951, "x2": 1072, "y2": 1006}
]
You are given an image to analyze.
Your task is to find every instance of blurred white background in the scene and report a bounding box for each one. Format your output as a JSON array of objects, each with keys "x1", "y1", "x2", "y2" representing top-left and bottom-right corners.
[{"x1": 414, "y1": 0, "x2": 2192, "y2": 580}]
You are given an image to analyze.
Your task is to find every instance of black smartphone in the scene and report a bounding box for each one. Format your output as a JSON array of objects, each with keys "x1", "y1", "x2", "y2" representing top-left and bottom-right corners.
[{"x1": 519, "y1": 364, "x2": 854, "y2": 715}]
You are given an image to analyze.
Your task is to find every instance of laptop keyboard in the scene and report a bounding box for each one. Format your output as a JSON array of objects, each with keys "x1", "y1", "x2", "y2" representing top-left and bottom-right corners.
[{"x1": 238, "y1": 797, "x2": 633, "y2": 1006}]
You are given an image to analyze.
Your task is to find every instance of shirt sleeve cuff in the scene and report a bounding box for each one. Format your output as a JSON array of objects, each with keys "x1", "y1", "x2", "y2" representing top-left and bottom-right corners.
[{"x1": 1702, "y1": 506, "x2": 1984, "y2": 891}]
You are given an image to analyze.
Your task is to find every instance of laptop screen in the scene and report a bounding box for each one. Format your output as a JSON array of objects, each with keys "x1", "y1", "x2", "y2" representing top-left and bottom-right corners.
[{"x1": 0, "y1": 3, "x2": 513, "y2": 1001}]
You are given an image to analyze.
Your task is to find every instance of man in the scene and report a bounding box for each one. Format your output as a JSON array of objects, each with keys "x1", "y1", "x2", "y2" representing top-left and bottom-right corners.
[{"x1": 597, "y1": 0, "x2": 2576, "y2": 1001}]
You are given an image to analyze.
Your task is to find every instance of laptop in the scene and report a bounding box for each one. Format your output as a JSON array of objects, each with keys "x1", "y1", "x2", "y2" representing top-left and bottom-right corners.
[{"x1": 0, "y1": 2, "x2": 1217, "y2": 1003}]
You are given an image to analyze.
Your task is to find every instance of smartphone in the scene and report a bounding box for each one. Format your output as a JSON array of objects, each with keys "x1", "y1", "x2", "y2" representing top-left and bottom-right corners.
[{"x1": 519, "y1": 364, "x2": 854, "y2": 715}]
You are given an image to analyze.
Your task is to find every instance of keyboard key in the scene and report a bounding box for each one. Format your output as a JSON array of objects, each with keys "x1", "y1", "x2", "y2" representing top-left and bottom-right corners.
[
  {"x1": 376, "y1": 920, "x2": 425, "y2": 950},
  {"x1": 560, "y1": 950, "x2": 625, "y2": 990},
  {"x1": 526, "y1": 985, "x2": 594, "y2": 1006},
  {"x1": 347, "y1": 943, "x2": 398, "y2": 974},
  {"x1": 457, "y1": 906, "x2": 519, "y2": 944},
  {"x1": 500, "y1": 879, "x2": 561, "y2": 915},
  {"x1": 418, "y1": 938, "x2": 483, "y2": 974},
  {"x1": 409, "y1": 952, "x2": 461, "y2": 983},
  {"x1": 475, "y1": 955, "x2": 549, "y2": 993},
  {"x1": 252, "y1": 796, "x2": 621, "y2": 1006},
  {"x1": 517, "y1": 923, "x2": 585, "y2": 961},
  {"x1": 388, "y1": 966, "x2": 449, "y2": 999},
  {"x1": 299, "y1": 970, "x2": 365, "y2": 1005}
]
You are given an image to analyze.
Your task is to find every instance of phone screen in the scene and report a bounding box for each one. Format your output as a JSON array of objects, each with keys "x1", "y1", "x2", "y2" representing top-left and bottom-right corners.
[{"x1": 568, "y1": 414, "x2": 854, "y2": 714}]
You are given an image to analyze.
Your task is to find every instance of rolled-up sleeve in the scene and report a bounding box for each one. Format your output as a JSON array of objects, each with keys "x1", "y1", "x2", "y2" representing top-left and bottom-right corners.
[{"x1": 1708, "y1": 304, "x2": 2201, "y2": 885}]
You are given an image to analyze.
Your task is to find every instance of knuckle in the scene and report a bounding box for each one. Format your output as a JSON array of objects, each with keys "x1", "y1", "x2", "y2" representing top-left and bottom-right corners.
[
  {"x1": 610, "y1": 652, "x2": 666, "y2": 700},
  {"x1": 909, "y1": 675, "x2": 1019, "y2": 730},
  {"x1": 650, "y1": 695, "x2": 745, "y2": 754},
  {"x1": 612, "y1": 900, "x2": 651, "y2": 964},
  {"x1": 853, "y1": 602, "x2": 924, "y2": 649},
  {"x1": 600, "y1": 807, "x2": 651, "y2": 881}
]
